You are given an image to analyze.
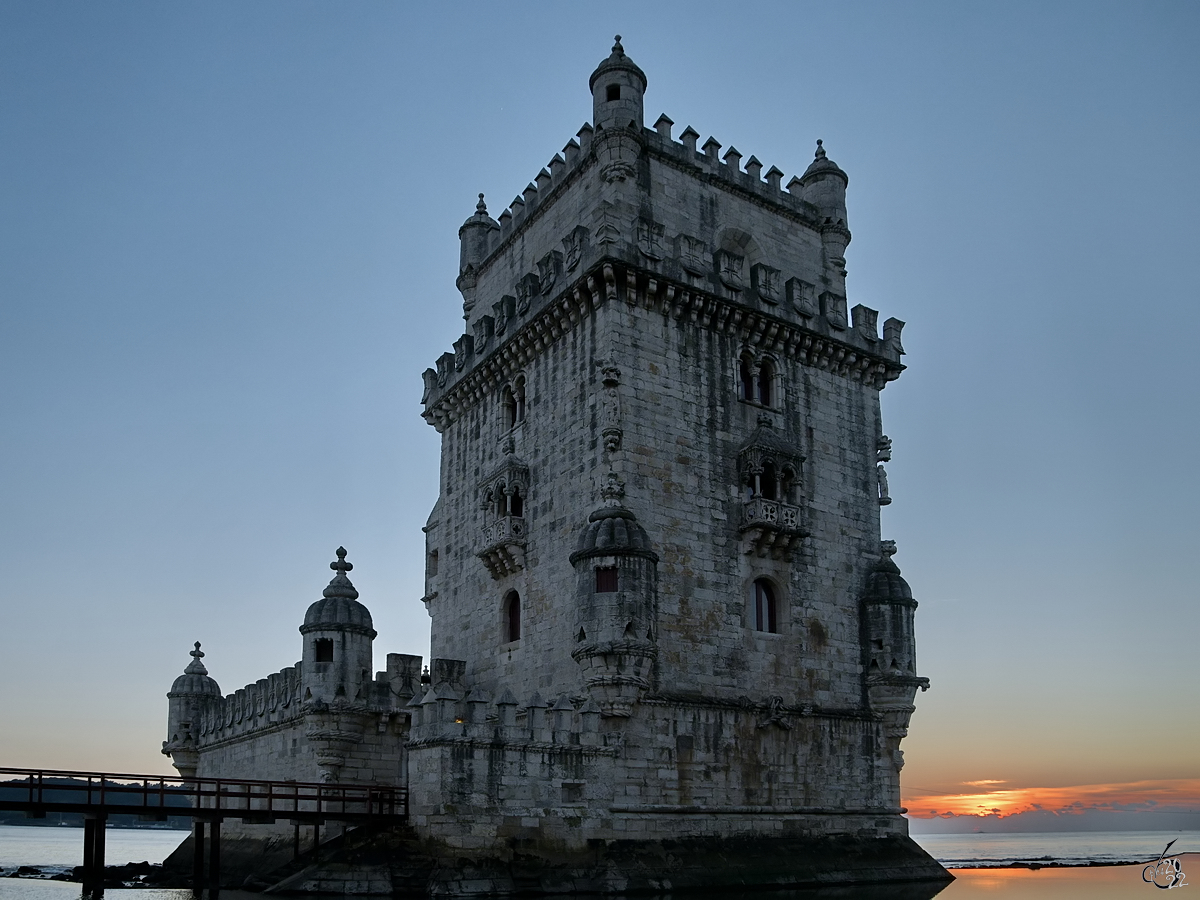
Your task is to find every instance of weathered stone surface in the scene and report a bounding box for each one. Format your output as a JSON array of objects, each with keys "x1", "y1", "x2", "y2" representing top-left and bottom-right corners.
[{"x1": 160, "y1": 37, "x2": 943, "y2": 893}]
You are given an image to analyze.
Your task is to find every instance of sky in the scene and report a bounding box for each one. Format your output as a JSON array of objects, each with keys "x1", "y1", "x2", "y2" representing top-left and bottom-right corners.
[{"x1": 1, "y1": 2, "x2": 1198, "y2": 832}]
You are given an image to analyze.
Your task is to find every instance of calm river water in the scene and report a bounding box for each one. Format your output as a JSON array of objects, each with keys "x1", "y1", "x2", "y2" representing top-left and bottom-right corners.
[{"x1": 0, "y1": 824, "x2": 1195, "y2": 898}]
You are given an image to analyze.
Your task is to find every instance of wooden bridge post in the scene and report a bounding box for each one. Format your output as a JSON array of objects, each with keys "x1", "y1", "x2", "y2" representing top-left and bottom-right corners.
[
  {"x1": 209, "y1": 818, "x2": 221, "y2": 892},
  {"x1": 192, "y1": 819, "x2": 206, "y2": 895},
  {"x1": 82, "y1": 813, "x2": 107, "y2": 898}
]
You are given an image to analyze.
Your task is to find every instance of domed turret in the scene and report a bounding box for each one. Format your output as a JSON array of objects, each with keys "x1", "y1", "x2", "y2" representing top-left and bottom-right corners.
[
  {"x1": 862, "y1": 542, "x2": 929, "y2": 773},
  {"x1": 570, "y1": 474, "x2": 658, "y2": 717},
  {"x1": 163, "y1": 642, "x2": 220, "y2": 777},
  {"x1": 457, "y1": 194, "x2": 499, "y2": 318},
  {"x1": 798, "y1": 139, "x2": 849, "y2": 218},
  {"x1": 300, "y1": 548, "x2": 376, "y2": 706},
  {"x1": 589, "y1": 35, "x2": 647, "y2": 131},
  {"x1": 798, "y1": 140, "x2": 851, "y2": 293}
]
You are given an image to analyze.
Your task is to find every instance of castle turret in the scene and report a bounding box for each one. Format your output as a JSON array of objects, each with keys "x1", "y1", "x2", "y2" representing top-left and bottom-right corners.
[
  {"x1": 457, "y1": 193, "x2": 499, "y2": 318},
  {"x1": 589, "y1": 35, "x2": 646, "y2": 131},
  {"x1": 163, "y1": 642, "x2": 220, "y2": 778},
  {"x1": 861, "y1": 542, "x2": 929, "y2": 773},
  {"x1": 569, "y1": 474, "x2": 658, "y2": 717},
  {"x1": 798, "y1": 140, "x2": 852, "y2": 296},
  {"x1": 300, "y1": 547, "x2": 376, "y2": 706}
]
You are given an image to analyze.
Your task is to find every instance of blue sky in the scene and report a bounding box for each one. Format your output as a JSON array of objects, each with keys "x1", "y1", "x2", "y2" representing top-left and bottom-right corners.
[{"x1": 1, "y1": 2, "x2": 1197, "y2": 814}]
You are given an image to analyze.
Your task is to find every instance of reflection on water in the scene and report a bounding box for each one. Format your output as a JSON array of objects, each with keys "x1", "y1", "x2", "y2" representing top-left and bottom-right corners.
[{"x1": 0, "y1": 868, "x2": 1187, "y2": 899}]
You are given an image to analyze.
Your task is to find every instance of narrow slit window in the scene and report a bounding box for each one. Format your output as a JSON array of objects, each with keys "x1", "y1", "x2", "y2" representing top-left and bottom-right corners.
[{"x1": 595, "y1": 566, "x2": 619, "y2": 593}]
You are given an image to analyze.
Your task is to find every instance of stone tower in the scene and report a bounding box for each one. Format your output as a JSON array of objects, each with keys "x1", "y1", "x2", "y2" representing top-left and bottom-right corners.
[
  {"x1": 414, "y1": 37, "x2": 941, "y2": 887},
  {"x1": 161, "y1": 38, "x2": 944, "y2": 893}
]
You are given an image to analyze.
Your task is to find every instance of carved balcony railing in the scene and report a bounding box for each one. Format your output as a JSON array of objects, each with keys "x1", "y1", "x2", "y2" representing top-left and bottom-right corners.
[
  {"x1": 477, "y1": 515, "x2": 526, "y2": 579},
  {"x1": 740, "y1": 498, "x2": 806, "y2": 559}
]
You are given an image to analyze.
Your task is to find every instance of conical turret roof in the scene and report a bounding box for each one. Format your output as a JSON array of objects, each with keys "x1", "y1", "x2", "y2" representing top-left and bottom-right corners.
[
  {"x1": 864, "y1": 542, "x2": 913, "y2": 602},
  {"x1": 589, "y1": 35, "x2": 647, "y2": 92},
  {"x1": 169, "y1": 642, "x2": 222, "y2": 696},
  {"x1": 800, "y1": 140, "x2": 848, "y2": 185},
  {"x1": 301, "y1": 547, "x2": 377, "y2": 636}
]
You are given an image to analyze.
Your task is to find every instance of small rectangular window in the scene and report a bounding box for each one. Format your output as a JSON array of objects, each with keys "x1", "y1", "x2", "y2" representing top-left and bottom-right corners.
[
  {"x1": 595, "y1": 566, "x2": 619, "y2": 593},
  {"x1": 606, "y1": 84, "x2": 621, "y2": 102},
  {"x1": 562, "y1": 782, "x2": 585, "y2": 803},
  {"x1": 314, "y1": 639, "x2": 334, "y2": 662}
]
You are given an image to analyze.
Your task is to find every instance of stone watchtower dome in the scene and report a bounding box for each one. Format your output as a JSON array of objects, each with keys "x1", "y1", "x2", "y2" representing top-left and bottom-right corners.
[
  {"x1": 569, "y1": 473, "x2": 659, "y2": 716},
  {"x1": 163, "y1": 642, "x2": 220, "y2": 777},
  {"x1": 589, "y1": 35, "x2": 646, "y2": 130},
  {"x1": 299, "y1": 547, "x2": 377, "y2": 706}
]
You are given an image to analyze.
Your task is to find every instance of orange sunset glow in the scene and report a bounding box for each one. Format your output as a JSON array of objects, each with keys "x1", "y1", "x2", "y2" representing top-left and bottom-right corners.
[{"x1": 903, "y1": 778, "x2": 1200, "y2": 819}]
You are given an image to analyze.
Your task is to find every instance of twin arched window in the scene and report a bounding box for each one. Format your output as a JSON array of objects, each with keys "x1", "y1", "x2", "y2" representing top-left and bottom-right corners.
[
  {"x1": 490, "y1": 484, "x2": 523, "y2": 518},
  {"x1": 753, "y1": 579, "x2": 778, "y2": 634},
  {"x1": 738, "y1": 356, "x2": 776, "y2": 407}
]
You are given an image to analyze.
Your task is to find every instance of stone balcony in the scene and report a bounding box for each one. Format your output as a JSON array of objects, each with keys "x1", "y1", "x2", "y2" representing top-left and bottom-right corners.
[
  {"x1": 739, "y1": 497, "x2": 806, "y2": 558},
  {"x1": 477, "y1": 515, "x2": 526, "y2": 579}
]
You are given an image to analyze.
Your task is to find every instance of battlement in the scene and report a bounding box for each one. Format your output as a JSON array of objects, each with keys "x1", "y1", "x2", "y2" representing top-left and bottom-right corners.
[{"x1": 422, "y1": 258, "x2": 905, "y2": 433}]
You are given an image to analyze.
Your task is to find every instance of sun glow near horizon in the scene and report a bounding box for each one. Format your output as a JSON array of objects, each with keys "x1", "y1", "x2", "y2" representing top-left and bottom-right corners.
[{"x1": 903, "y1": 778, "x2": 1200, "y2": 819}]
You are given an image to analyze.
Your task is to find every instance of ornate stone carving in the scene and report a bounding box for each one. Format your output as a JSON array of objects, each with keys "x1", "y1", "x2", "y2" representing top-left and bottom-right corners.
[
  {"x1": 787, "y1": 277, "x2": 817, "y2": 318},
  {"x1": 751, "y1": 263, "x2": 780, "y2": 305},
  {"x1": 716, "y1": 250, "x2": 744, "y2": 290},
  {"x1": 562, "y1": 225, "x2": 588, "y2": 271},
  {"x1": 516, "y1": 274, "x2": 539, "y2": 315},
  {"x1": 537, "y1": 251, "x2": 562, "y2": 295},
  {"x1": 599, "y1": 359, "x2": 623, "y2": 453},
  {"x1": 877, "y1": 435, "x2": 892, "y2": 463},
  {"x1": 738, "y1": 416, "x2": 807, "y2": 558},
  {"x1": 477, "y1": 453, "x2": 531, "y2": 580},
  {"x1": 679, "y1": 235, "x2": 708, "y2": 276},
  {"x1": 637, "y1": 218, "x2": 664, "y2": 260},
  {"x1": 877, "y1": 465, "x2": 891, "y2": 506}
]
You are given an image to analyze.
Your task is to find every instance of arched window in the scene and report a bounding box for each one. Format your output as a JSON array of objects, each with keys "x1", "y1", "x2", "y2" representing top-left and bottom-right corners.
[
  {"x1": 493, "y1": 486, "x2": 507, "y2": 518},
  {"x1": 503, "y1": 590, "x2": 521, "y2": 642},
  {"x1": 753, "y1": 579, "x2": 778, "y2": 634},
  {"x1": 757, "y1": 360, "x2": 775, "y2": 407},
  {"x1": 759, "y1": 462, "x2": 778, "y2": 501},
  {"x1": 739, "y1": 358, "x2": 754, "y2": 402},
  {"x1": 501, "y1": 387, "x2": 516, "y2": 430},
  {"x1": 514, "y1": 377, "x2": 526, "y2": 424},
  {"x1": 509, "y1": 487, "x2": 524, "y2": 518}
]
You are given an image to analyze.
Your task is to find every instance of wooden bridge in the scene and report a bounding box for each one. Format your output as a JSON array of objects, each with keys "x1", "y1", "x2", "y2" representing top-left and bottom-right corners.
[{"x1": 0, "y1": 766, "x2": 406, "y2": 897}]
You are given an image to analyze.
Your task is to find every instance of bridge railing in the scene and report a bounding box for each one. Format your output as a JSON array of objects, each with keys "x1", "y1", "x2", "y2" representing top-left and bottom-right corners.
[{"x1": 0, "y1": 766, "x2": 405, "y2": 821}]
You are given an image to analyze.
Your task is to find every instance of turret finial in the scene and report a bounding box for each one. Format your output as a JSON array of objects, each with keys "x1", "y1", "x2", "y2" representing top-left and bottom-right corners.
[
  {"x1": 183, "y1": 641, "x2": 210, "y2": 676},
  {"x1": 331, "y1": 546, "x2": 353, "y2": 574},
  {"x1": 815, "y1": 139, "x2": 826, "y2": 159},
  {"x1": 613, "y1": 35, "x2": 623, "y2": 54},
  {"x1": 476, "y1": 193, "x2": 487, "y2": 213}
]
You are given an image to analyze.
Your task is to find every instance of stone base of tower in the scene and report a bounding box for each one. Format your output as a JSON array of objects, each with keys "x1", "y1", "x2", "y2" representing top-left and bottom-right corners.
[
  {"x1": 422, "y1": 832, "x2": 949, "y2": 896},
  {"x1": 242, "y1": 828, "x2": 948, "y2": 896}
]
